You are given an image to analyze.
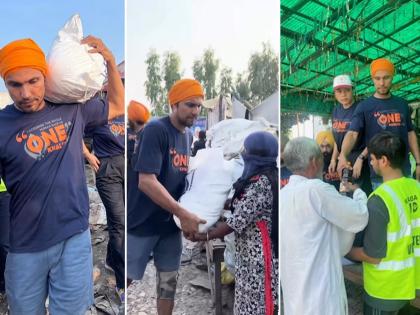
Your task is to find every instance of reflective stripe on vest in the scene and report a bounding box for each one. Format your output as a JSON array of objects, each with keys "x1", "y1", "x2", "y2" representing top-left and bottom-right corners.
[{"x1": 382, "y1": 185, "x2": 411, "y2": 243}]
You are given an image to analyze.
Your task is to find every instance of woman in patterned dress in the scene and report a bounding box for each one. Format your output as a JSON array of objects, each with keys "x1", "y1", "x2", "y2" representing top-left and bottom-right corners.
[{"x1": 190, "y1": 131, "x2": 278, "y2": 315}]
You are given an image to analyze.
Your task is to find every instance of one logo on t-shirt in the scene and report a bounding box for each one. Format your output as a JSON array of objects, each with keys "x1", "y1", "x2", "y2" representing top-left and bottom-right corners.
[
  {"x1": 15, "y1": 119, "x2": 72, "y2": 160},
  {"x1": 169, "y1": 148, "x2": 189, "y2": 173},
  {"x1": 323, "y1": 170, "x2": 340, "y2": 182},
  {"x1": 332, "y1": 119, "x2": 351, "y2": 133},
  {"x1": 373, "y1": 110, "x2": 404, "y2": 129},
  {"x1": 109, "y1": 122, "x2": 125, "y2": 137}
]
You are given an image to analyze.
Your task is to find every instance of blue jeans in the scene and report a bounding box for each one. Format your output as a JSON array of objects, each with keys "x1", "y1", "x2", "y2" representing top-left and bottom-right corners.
[{"x1": 5, "y1": 229, "x2": 93, "y2": 315}]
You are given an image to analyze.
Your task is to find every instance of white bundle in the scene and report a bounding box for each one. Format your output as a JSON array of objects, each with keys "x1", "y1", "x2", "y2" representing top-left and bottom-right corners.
[
  {"x1": 174, "y1": 148, "x2": 244, "y2": 233},
  {"x1": 45, "y1": 14, "x2": 106, "y2": 104},
  {"x1": 206, "y1": 118, "x2": 274, "y2": 160}
]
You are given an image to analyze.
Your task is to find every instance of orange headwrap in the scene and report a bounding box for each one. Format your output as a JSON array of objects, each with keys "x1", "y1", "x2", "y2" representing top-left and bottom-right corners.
[
  {"x1": 168, "y1": 79, "x2": 204, "y2": 106},
  {"x1": 315, "y1": 131, "x2": 334, "y2": 147},
  {"x1": 0, "y1": 39, "x2": 47, "y2": 79},
  {"x1": 370, "y1": 58, "x2": 395, "y2": 76},
  {"x1": 128, "y1": 100, "x2": 150, "y2": 124}
]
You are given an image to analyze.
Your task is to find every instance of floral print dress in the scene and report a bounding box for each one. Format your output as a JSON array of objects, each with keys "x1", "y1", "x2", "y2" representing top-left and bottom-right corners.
[{"x1": 226, "y1": 175, "x2": 278, "y2": 315}]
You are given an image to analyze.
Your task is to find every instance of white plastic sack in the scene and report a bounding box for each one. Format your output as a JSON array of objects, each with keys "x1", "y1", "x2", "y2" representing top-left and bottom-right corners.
[
  {"x1": 206, "y1": 118, "x2": 275, "y2": 160},
  {"x1": 174, "y1": 148, "x2": 244, "y2": 233},
  {"x1": 223, "y1": 211, "x2": 236, "y2": 274},
  {"x1": 45, "y1": 14, "x2": 106, "y2": 104}
]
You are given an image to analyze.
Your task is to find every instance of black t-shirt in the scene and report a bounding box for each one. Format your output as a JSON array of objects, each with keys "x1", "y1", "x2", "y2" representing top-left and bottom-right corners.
[
  {"x1": 127, "y1": 116, "x2": 191, "y2": 235},
  {"x1": 322, "y1": 153, "x2": 340, "y2": 191},
  {"x1": 349, "y1": 95, "x2": 413, "y2": 179},
  {"x1": 0, "y1": 98, "x2": 108, "y2": 252}
]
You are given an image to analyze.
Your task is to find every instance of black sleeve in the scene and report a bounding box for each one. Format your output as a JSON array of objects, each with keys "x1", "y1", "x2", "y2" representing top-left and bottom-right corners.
[{"x1": 363, "y1": 195, "x2": 389, "y2": 259}]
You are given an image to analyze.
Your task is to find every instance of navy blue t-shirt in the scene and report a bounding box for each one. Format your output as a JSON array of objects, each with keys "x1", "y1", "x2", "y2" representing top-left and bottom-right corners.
[
  {"x1": 349, "y1": 95, "x2": 413, "y2": 179},
  {"x1": 332, "y1": 102, "x2": 364, "y2": 155},
  {"x1": 85, "y1": 115, "x2": 125, "y2": 158},
  {"x1": 127, "y1": 116, "x2": 191, "y2": 236},
  {"x1": 280, "y1": 166, "x2": 292, "y2": 188},
  {"x1": 0, "y1": 98, "x2": 108, "y2": 253}
]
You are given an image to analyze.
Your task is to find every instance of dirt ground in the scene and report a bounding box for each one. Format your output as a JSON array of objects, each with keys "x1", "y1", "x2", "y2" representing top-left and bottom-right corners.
[{"x1": 127, "y1": 251, "x2": 235, "y2": 315}]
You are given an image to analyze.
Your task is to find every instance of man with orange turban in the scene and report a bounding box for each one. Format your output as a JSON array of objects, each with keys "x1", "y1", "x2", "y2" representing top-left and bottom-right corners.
[
  {"x1": 339, "y1": 57, "x2": 420, "y2": 189},
  {"x1": 127, "y1": 78, "x2": 206, "y2": 315},
  {"x1": 0, "y1": 36, "x2": 124, "y2": 314},
  {"x1": 316, "y1": 130, "x2": 340, "y2": 190}
]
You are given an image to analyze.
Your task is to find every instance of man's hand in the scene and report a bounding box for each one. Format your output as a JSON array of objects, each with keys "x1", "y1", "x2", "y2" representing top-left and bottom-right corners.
[
  {"x1": 177, "y1": 209, "x2": 206, "y2": 234},
  {"x1": 341, "y1": 181, "x2": 360, "y2": 194},
  {"x1": 352, "y1": 158, "x2": 363, "y2": 179},
  {"x1": 337, "y1": 156, "x2": 349, "y2": 179},
  {"x1": 328, "y1": 159, "x2": 337, "y2": 175},
  {"x1": 81, "y1": 35, "x2": 115, "y2": 65},
  {"x1": 85, "y1": 152, "x2": 100, "y2": 173},
  {"x1": 184, "y1": 232, "x2": 207, "y2": 242}
]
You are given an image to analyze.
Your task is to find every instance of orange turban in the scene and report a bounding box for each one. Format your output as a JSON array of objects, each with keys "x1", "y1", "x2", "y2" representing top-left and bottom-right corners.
[
  {"x1": 168, "y1": 79, "x2": 204, "y2": 106},
  {"x1": 128, "y1": 100, "x2": 150, "y2": 124},
  {"x1": 315, "y1": 131, "x2": 334, "y2": 147},
  {"x1": 0, "y1": 39, "x2": 47, "y2": 79},
  {"x1": 370, "y1": 58, "x2": 395, "y2": 76}
]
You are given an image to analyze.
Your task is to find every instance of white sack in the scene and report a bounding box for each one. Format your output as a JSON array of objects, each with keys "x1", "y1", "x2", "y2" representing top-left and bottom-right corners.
[
  {"x1": 206, "y1": 118, "x2": 274, "y2": 160},
  {"x1": 45, "y1": 14, "x2": 106, "y2": 104},
  {"x1": 174, "y1": 148, "x2": 244, "y2": 233}
]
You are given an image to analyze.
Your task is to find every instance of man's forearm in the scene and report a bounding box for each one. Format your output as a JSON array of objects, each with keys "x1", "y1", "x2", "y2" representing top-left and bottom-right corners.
[
  {"x1": 138, "y1": 174, "x2": 188, "y2": 219},
  {"x1": 408, "y1": 131, "x2": 420, "y2": 162},
  {"x1": 106, "y1": 59, "x2": 124, "y2": 120},
  {"x1": 347, "y1": 247, "x2": 381, "y2": 264},
  {"x1": 208, "y1": 222, "x2": 233, "y2": 240},
  {"x1": 339, "y1": 131, "x2": 359, "y2": 160}
]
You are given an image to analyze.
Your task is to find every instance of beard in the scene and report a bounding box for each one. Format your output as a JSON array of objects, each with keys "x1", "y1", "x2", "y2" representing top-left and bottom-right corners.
[{"x1": 322, "y1": 151, "x2": 332, "y2": 164}]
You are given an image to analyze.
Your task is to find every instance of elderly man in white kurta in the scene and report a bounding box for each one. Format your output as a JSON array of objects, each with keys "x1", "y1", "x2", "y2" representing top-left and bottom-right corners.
[{"x1": 281, "y1": 137, "x2": 369, "y2": 315}]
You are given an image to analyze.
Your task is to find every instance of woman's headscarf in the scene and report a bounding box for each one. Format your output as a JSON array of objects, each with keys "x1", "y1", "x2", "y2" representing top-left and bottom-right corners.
[{"x1": 240, "y1": 131, "x2": 278, "y2": 179}]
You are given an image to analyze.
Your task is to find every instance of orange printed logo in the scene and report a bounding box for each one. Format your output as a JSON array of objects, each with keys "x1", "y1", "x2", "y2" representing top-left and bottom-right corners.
[
  {"x1": 170, "y1": 148, "x2": 189, "y2": 172},
  {"x1": 16, "y1": 119, "x2": 71, "y2": 160},
  {"x1": 109, "y1": 122, "x2": 125, "y2": 137},
  {"x1": 332, "y1": 120, "x2": 350, "y2": 133},
  {"x1": 373, "y1": 111, "x2": 403, "y2": 128}
]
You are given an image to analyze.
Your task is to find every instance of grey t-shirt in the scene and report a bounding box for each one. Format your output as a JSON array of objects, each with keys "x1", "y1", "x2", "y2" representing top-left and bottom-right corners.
[{"x1": 363, "y1": 195, "x2": 409, "y2": 311}]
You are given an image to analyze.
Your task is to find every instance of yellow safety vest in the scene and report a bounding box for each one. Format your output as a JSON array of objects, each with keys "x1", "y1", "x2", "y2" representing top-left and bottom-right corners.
[
  {"x1": 0, "y1": 179, "x2": 6, "y2": 193},
  {"x1": 364, "y1": 177, "x2": 420, "y2": 299}
]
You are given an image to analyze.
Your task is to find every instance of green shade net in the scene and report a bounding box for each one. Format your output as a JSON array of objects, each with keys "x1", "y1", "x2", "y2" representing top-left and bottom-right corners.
[{"x1": 281, "y1": 0, "x2": 419, "y2": 115}]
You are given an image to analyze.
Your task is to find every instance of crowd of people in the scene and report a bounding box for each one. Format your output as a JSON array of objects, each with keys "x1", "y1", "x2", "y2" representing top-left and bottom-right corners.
[{"x1": 281, "y1": 58, "x2": 420, "y2": 315}]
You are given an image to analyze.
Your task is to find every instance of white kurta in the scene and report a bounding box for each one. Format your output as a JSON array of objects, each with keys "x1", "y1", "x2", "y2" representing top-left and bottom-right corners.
[{"x1": 281, "y1": 175, "x2": 369, "y2": 315}]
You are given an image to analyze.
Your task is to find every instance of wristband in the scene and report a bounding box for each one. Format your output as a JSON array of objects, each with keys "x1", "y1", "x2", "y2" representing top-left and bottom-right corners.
[{"x1": 358, "y1": 154, "x2": 366, "y2": 161}]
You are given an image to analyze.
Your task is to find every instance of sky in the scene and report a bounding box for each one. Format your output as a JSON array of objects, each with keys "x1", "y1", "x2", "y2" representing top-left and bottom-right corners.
[
  {"x1": 126, "y1": 0, "x2": 279, "y2": 108},
  {"x1": 0, "y1": 1, "x2": 124, "y2": 92}
]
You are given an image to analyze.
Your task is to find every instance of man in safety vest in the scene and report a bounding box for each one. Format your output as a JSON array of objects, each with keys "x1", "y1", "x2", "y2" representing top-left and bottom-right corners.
[{"x1": 348, "y1": 131, "x2": 420, "y2": 315}]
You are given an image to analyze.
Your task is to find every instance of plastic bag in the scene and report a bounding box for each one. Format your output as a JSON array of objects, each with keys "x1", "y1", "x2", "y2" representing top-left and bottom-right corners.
[
  {"x1": 206, "y1": 118, "x2": 275, "y2": 160},
  {"x1": 45, "y1": 14, "x2": 106, "y2": 104},
  {"x1": 174, "y1": 148, "x2": 243, "y2": 232}
]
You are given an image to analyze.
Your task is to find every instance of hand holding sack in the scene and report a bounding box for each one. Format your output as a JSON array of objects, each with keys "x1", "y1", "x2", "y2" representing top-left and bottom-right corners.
[
  {"x1": 45, "y1": 14, "x2": 106, "y2": 103},
  {"x1": 174, "y1": 148, "x2": 244, "y2": 233}
]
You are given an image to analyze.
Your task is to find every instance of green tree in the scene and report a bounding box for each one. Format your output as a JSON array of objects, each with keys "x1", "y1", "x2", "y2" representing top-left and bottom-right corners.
[
  {"x1": 248, "y1": 42, "x2": 279, "y2": 104},
  {"x1": 192, "y1": 49, "x2": 220, "y2": 99},
  {"x1": 144, "y1": 50, "x2": 165, "y2": 116},
  {"x1": 219, "y1": 67, "x2": 233, "y2": 97},
  {"x1": 234, "y1": 73, "x2": 251, "y2": 102},
  {"x1": 162, "y1": 51, "x2": 181, "y2": 93}
]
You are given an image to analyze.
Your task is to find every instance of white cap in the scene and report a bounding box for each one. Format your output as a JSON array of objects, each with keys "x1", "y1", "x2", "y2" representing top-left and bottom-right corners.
[{"x1": 333, "y1": 75, "x2": 352, "y2": 89}]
